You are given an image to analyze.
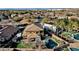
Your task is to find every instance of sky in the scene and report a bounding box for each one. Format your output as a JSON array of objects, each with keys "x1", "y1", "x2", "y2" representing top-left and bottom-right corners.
[{"x1": 0, "y1": 0, "x2": 79, "y2": 8}]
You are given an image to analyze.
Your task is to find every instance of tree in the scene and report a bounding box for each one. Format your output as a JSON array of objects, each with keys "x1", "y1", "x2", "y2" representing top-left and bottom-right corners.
[
  {"x1": 41, "y1": 18, "x2": 48, "y2": 23},
  {"x1": 66, "y1": 19, "x2": 78, "y2": 32},
  {"x1": 55, "y1": 19, "x2": 65, "y2": 30}
]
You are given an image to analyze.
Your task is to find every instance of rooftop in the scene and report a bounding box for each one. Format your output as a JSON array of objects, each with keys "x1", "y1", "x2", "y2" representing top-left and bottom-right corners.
[
  {"x1": 24, "y1": 23, "x2": 43, "y2": 32},
  {"x1": 0, "y1": 25, "x2": 18, "y2": 41}
]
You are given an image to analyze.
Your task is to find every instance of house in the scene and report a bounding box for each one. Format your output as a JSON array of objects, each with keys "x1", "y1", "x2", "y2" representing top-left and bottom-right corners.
[
  {"x1": 0, "y1": 25, "x2": 18, "y2": 43},
  {"x1": 68, "y1": 16, "x2": 79, "y2": 20},
  {"x1": 34, "y1": 19, "x2": 42, "y2": 23},
  {"x1": 0, "y1": 19, "x2": 15, "y2": 25},
  {"x1": 20, "y1": 19, "x2": 31, "y2": 25},
  {"x1": 0, "y1": 14, "x2": 8, "y2": 20},
  {"x1": 22, "y1": 23, "x2": 44, "y2": 43},
  {"x1": 43, "y1": 23, "x2": 57, "y2": 33},
  {"x1": 20, "y1": 18, "x2": 35, "y2": 25},
  {"x1": 11, "y1": 14, "x2": 17, "y2": 18}
]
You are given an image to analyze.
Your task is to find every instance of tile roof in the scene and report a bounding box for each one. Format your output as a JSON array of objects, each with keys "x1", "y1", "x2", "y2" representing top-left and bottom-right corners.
[
  {"x1": 20, "y1": 19, "x2": 31, "y2": 25},
  {"x1": 24, "y1": 23, "x2": 43, "y2": 32},
  {"x1": 0, "y1": 25, "x2": 18, "y2": 41},
  {"x1": 27, "y1": 33, "x2": 38, "y2": 39}
]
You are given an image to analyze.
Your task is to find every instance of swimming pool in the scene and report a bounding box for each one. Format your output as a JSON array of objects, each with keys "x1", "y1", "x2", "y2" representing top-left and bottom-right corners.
[
  {"x1": 74, "y1": 33, "x2": 79, "y2": 40},
  {"x1": 45, "y1": 39, "x2": 58, "y2": 49},
  {"x1": 70, "y1": 48, "x2": 79, "y2": 51}
]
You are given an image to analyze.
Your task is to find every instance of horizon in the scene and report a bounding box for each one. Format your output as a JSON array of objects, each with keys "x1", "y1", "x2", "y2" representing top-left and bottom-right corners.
[{"x1": 0, "y1": 8, "x2": 63, "y2": 10}]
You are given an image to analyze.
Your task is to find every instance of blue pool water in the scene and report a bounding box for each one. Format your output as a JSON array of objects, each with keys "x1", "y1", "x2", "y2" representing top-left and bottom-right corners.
[
  {"x1": 70, "y1": 48, "x2": 79, "y2": 51},
  {"x1": 45, "y1": 39, "x2": 57, "y2": 49},
  {"x1": 74, "y1": 34, "x2": 79, "y2": 40}
]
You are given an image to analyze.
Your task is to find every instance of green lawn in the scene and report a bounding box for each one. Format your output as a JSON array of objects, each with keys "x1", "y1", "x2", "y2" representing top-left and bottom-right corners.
[
  {"x1": 17, "y1": 41, "x2": 33, "y2": 48},
  {"x1": 61, "y1": 31, "x2": 79, "y2": 38},
  {"x1": 61, "y1": 32, "x2": 72, "y2": 38}
]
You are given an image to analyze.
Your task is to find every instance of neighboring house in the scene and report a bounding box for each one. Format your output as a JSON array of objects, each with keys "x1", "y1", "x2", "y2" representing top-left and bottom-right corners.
[
  {"x1": 0, "y1": 20, "x2": 15, "y2": 25},
  {"x1": 11, "y1": 14, "x2": 17, "y2": 18},
  {"x1": 20, "y1": 19, "x2": 31, "y2": 25},
  {"x1": 34, "y1": 19, "x2": 42, "y2": 23},
  {"x1": 68, "y1": 16, "x2": 79, "y2": 20},
  {"x1": 20, "y1": 18, "x2": 35, "y2": 25},
  {"x1": 0, "y1": 14, "x2": 9, "y2": 20},
  {"x1": 0, "y1": 25, "x2": 18, "y2": 43},
  {"x1": 18, "y1": 14, "x2": 25, "y2": 18},
  {"x1": 58, "y1": 16, "x2": 67, "y2": 19},
  {"x1": 43, "y1": 23, "x2": 57, "y2": 33},
  {"x1": 43, "y1": 23, "x2": 53, "y2": 29},
  {"x1": 22, "y1": 23, "x2": 44, "y2": 43}
]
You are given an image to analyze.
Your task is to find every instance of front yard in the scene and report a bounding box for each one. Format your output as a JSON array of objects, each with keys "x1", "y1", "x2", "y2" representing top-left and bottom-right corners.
[{"x1": 17, "y1": 41, "x2": 34, "y2": 48}]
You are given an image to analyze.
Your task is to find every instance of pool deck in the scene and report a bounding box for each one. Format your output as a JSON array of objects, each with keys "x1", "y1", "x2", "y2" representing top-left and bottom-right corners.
[
  {"x1": 52, "y1": 34, "x2": 79, "y2": 48},
  {"x1": 52, "y1": 34, "x2": 68, "y2": 44},
  {"x1": 70, "y1": 42, "x2": 79, "y2": 48}
]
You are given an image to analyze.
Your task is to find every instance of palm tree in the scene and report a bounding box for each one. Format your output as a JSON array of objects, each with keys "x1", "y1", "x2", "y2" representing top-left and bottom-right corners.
[
  {"x1": 41, "y1": 17, "x2": 48, "y2": 23},
  {"x1": 66, "y1": 19, "x2": 78, "y2": 32},
  {"x1": 55, "y1": 19, "x2": 66, "y2": 30}
]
